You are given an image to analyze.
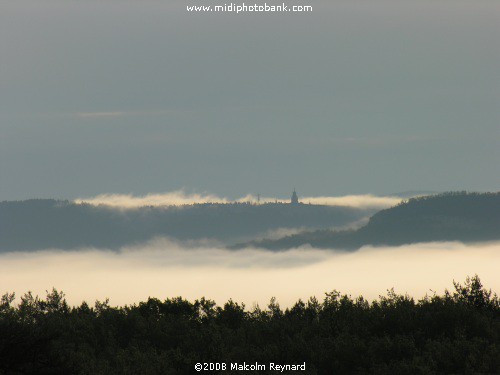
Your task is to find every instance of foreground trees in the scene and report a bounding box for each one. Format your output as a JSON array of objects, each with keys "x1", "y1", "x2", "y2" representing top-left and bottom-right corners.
[{"x1": 0, "y1": 276, "x2": 499, "y2": 374}]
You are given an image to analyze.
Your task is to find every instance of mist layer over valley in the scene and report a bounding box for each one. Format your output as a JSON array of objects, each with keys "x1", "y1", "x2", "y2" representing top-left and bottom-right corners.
[
  {"x1": 2, "y1": 191, "x2": 498, "y2": 253},
  {"x1": 74, "y1": 190, "x2": 404, "y2": 209},
  {"x1": 1, "y1": 239, "x2": 499, "y2": 308},
  {"x1": 2, "y1": 191, "x2": 499, "y2": 307},
  {"x1": 0, "y1": 193, "x2": 387, "y2": 251}
]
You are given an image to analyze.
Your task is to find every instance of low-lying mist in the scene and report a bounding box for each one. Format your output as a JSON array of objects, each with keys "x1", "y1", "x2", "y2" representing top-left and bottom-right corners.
[
  {"x1": 74, "y1": 191, "x2": 404, "y2": 209},
  {"x1": 1, "y1": 239, "x2": 498, "y2": 308}
]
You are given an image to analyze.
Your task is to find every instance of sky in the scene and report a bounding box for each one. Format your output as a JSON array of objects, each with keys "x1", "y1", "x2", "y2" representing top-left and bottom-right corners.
[{"x1": 1, "y1": 0, "x2": 499, "y2": 201}]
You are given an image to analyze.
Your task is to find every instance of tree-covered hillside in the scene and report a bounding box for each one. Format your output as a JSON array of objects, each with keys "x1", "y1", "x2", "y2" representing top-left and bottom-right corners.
[
  {"x1": 0, "y1": 200, "x2": 373, "y2": 252},
  {"x1": 248, "y1": 192, "x2": 500, "y2": 250}
]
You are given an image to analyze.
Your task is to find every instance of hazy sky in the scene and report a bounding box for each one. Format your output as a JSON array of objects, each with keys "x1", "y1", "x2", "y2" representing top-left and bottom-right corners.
[{"x1": 1, "y1": 0, "x2": 499, "y2": 200}]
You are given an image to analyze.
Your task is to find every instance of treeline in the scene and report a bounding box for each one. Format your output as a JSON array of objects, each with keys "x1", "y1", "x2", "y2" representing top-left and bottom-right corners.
[
  {"x1": 249, "y1": 191, "x2": 500, "y2": 250},
  {"x1": 0, "y1": 200, "x2": 372, "y2": 252},
  {"x1": 0, "y1": 276, "x2": 499, "y2": 374}
]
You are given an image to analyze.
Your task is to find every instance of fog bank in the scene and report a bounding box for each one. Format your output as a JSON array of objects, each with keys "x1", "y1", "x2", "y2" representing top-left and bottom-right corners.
[
  {"x1": 1, "y1": 240, "x2": 498, "y2": 308},
  {"x1": 75, "y1": 191, "x2": 403, "y2": 209}
]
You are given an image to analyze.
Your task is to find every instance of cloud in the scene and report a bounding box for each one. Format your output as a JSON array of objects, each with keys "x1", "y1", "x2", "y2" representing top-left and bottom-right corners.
[
  {"x1": 75, "y1": 110, "x2": 174, "y2": 118},
  {"x1": 1, "y1": 240, "x2": 498, "y2": 308},
  {"x1": 253, "y1": 217, "x2": 370, "y2": 241},
  {"x1": 118, "y1": 237, "x2": 330, "y2": 268},
  {"x1": 76, "y1": 111, "x2": 126, "y2": 118},
  {"x1": 74, "y1": 190, "x2": 231, "y2": 207},
  {"x1": 299, "y1": 195, "x2": 403, "y2": 209},
  {"x1": 75, "y1": 191, "x2": 404, "y2": 209}
]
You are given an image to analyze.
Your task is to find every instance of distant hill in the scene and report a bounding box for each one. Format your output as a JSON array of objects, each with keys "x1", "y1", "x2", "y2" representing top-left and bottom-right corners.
[
  {"x1": 243, "y1": 192, "x2": 500, "y2": 250},
  {"x1": 0, "y1": 200, "x2": 375, "y2": 252}
]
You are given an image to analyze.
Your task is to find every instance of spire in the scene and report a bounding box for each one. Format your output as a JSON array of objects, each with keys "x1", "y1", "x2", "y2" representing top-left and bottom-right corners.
[{"x1": 291, "y1": 189, "x2": 299, "y2": 205}]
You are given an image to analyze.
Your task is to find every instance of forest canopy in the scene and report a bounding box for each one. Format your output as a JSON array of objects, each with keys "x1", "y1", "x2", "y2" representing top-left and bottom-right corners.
[
  {"x1": 0, "y1": 276, "x2": 498, "y2": 374},
  {"x1": 248, "y1": 191, "x2": 500, "y2": 250},
  {"x1": 0, "y1": 199, "x2": 372, "y2": 252}
]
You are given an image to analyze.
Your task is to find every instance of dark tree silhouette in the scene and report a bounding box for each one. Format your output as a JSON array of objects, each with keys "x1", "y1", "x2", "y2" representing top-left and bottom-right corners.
[{"x1": 0, "y1": 276, "x2": 498, "y2": 374}]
